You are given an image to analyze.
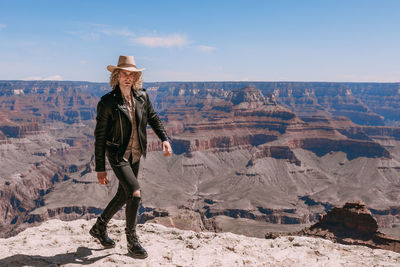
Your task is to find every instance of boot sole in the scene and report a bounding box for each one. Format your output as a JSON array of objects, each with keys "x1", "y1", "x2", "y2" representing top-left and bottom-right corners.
[
  {"x1": 89, "y1": 230, "x2": 116, "y2": 248},
  {"x1": 128, "y1": 249, "x2": 148, "y2": 259}
]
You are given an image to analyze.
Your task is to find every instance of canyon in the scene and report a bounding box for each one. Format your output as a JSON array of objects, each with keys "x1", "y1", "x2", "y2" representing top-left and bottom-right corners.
[{"x1": 0, "y1": 81, "x2": 399, "y2": 240}]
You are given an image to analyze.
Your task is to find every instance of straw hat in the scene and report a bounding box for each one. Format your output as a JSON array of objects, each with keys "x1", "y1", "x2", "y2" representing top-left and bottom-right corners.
[{"x1": 107, "y1": 55, "x2": 145, "y2": 72}]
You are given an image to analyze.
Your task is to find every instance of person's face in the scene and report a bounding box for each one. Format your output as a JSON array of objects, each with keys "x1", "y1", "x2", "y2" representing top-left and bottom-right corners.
[{"x1": 119, "y1": 70, "x2": 136, "y2": 88}]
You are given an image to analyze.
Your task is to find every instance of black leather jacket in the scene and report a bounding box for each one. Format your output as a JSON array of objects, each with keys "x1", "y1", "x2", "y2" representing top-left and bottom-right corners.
[{"x1": 94, "y1": 86, "x2": 169, "y2": 172}]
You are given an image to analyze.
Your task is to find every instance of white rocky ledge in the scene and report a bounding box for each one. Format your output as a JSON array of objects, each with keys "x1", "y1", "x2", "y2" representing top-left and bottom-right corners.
[{"x1": 0, "y1": 218, "x2": 399, "y2": 266}]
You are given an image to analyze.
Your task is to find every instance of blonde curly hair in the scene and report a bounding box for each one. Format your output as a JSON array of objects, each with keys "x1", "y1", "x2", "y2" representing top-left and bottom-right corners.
[{"x1": 109, "y1": 69, "x2": 143, "y2": 90}]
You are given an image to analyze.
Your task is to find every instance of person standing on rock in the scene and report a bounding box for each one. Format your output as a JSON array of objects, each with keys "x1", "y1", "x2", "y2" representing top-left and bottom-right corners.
[{"x1": 90, "y1": 55, "x2": 172, "y2": 259}]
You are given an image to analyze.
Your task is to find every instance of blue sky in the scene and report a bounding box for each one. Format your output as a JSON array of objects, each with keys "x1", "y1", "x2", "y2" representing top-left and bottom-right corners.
[{"x1": 0, "y1": 0, "x2": 399, "y2": 82}]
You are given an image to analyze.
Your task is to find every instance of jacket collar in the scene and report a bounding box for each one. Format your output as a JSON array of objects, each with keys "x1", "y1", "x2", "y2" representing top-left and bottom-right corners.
[
  {"x1": 114, "y1": 85, "x2": 144, "y2": 103},
  {"x1": 114, "y1": 85, "x2": 144, "y2": 125}
]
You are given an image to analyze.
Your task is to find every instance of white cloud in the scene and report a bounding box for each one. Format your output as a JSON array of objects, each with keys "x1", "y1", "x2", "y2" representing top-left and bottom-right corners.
[
  {"x1": 68, "y1": 31, "x2": 100, "y2": 41},
  {"x1": 198, "y1": 45, "x2": 216, "y2": 52},
  {"x1": 69, "y1": 24, "x2": 192, "y2": 49},
  {"x1": 44, "y1": 75, "x2": 63, "y2": 81},
  {"x1": 91, "y1": 24, "x2": 135, "y2": 37},
  {"x1": 68, "y1": 24, "x2": 135, "y2": 41},
  {"x1": 22, "y1": 75, "x2": 63, "y2": 81},
  {"x1": 0, "y1": 24, "x2": 6, "y2": 30},
  {"x1": 100, "y1": 28, "x2": 135, "y2": 37},
  {"x1": 132, "y1": 34, "x2": 189, "y2": 48}
]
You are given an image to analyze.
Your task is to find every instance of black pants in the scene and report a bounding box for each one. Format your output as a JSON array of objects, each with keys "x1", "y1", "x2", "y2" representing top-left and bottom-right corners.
[{"x1": 101, "y1": 155, "x2": 141, "y2": 230}]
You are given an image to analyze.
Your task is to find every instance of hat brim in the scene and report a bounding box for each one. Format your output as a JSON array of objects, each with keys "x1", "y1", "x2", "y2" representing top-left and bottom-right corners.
[{"x1": 107, "y1": 65, "x2": 145, "y2": 72}]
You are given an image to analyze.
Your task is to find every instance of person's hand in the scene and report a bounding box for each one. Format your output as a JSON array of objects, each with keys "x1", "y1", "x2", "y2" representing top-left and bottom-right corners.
[
  {"x1": 97, "y1": 171, "x2": 109, "y2": 185},
  {"x1": 162, "y1": 141, "x2": 172, "y2": 157}
]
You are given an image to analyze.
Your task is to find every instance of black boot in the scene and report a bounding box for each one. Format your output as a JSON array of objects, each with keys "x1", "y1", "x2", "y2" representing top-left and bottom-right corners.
[
  {"x1": 126, "y1": 227, "x2": 148, "y2": 259},
  {"x1": 89, "y1": 217, "x2": 116, "y2": 248}
]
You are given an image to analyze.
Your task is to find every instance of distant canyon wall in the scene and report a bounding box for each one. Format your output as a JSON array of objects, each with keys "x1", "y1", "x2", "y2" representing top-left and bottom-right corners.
[{"x1": 0, "y1": 81, "x2": 399, "y2": 238}]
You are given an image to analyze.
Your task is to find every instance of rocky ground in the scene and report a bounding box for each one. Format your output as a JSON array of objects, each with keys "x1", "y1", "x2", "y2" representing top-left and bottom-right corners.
[{"x1": 1, "y1": 219, "x2": 399, "y2": 267}]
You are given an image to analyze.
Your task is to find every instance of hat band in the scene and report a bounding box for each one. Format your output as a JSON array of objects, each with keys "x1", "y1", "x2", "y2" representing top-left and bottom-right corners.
[{"x1": 118, "y1": 63, "x2": 137, "y2": 68}]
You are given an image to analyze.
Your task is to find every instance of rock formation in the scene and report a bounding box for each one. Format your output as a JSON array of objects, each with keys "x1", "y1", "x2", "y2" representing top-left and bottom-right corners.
[{"x1": 266, "y1": 201, "x2": 400, "y2": 253}]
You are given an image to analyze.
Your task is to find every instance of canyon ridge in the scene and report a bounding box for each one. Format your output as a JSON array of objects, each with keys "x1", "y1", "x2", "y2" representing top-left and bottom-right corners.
[{"x1": 0, "y1": 81, "x2": 399, "y2": 240}]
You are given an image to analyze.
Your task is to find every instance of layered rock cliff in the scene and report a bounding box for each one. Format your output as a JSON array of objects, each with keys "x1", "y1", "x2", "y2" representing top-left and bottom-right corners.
[
  {"x1": 1, "y1": 81, "x2": 399, "y2": 240},
  {"x1": 147, "y1": 81, "x2": 400, "y2": 126}
]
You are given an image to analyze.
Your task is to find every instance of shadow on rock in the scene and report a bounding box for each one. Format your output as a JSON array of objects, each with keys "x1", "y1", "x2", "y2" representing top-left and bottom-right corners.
[{"x1": 0, "y1": 246, "x2": 111, "y2": 267}]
